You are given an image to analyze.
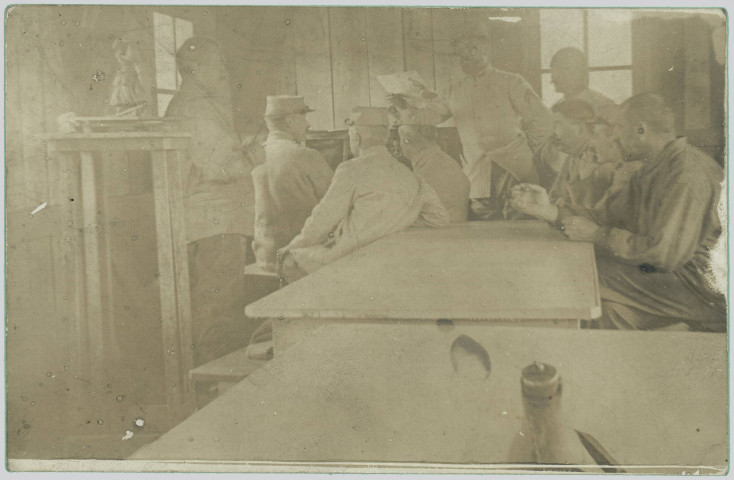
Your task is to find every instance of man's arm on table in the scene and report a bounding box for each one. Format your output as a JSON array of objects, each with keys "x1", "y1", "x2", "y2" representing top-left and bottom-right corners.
[
  {"x1": 413, "y1": 178, "x2": 450, "y2": 227},
  {"x1": 563, "y1": 170, "x2": 716, "y2": 272}
]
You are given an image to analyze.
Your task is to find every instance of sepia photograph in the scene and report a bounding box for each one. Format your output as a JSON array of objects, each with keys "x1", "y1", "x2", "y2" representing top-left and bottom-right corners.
[{"x1": 3, "y1": 3, "x2": 729, "y2": 475}]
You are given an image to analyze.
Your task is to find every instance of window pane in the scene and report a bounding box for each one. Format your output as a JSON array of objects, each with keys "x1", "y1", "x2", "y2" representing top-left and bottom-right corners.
[
  {"x1": 540, "y1": 9, "x2": 584, "y2": 69},
  {"x1": 541, "y1": 72, "x2": 564, "y2": 108},
  {"x1": 174, "y1": 18, "x2": 193, "y2": 50},
  {"x1": 589, "y1": 69, "x2": 632, "y2": 104},
  {"x1": 587, "y1": 10, "x2": 631, "y2": 67},
  {"x1": 153, "y1": 12, "x2": 177, "y2": 91},
  {"x1": 157, "y1": 93, "x2": 174, "y2": 117}
]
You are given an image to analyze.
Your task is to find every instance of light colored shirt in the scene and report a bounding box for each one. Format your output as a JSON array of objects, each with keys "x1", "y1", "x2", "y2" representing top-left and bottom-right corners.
[
  {"x1": 287, "y1": 145, "x2": 449, "y2": 273},
  {"x1": 410, "y1": 144, "x2": 470, "y2": 222},
  {"x1": 418, "y1": 66, "x2": 553, "y2": 198},
  {"x1": 166, "y1": 81, "x2": 264, "y2": 242},
  {"x1": 251, "y1": 131, "x2": 333, "y2": 270}
]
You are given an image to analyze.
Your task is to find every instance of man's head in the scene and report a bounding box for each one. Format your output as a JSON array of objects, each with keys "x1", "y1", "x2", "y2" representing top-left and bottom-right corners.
[
  {"x1": 614, "y1": 93, "x2": 676, "y2": 161},
  {"x1": 550, "y1": 47, "x2": 588, "y2": 96},
  {"x1": 551, "y1": 99, "x2": 595, "y2": 155},
  {"x1": 397, "y1": 125, "x2": 437, "y2": 160},
  {"x1": 453, "y1": 20, "x2": 491, "y2": 77},
  {"x1": 176, "y1": 37, "x2": 229, "y2": 94},
  {"x1": 264, "y1": 96, "x2": 314, "y2": 143},
  {"x1": 345, "y1": 107, "x2": 389, "y2": 156}
]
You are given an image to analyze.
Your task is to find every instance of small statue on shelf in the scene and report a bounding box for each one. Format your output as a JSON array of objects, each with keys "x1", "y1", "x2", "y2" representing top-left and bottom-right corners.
[{"x1": 109, "y1": 38, "x2": 148, "y2": 116}]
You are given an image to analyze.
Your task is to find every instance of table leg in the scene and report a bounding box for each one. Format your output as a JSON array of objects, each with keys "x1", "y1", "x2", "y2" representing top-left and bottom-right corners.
[
  {"x1": 60, "y1": 151, "x2": 87, "y2": 377},
  {"x1": 79, "y1": 150, "x2": 104, "y2": 379},
  {"x1": 150, "y1": 149, "x2": 185, "y2": 415},
  {"x1": 168, "y1": 148, "x2": 194, "y2": 410}
]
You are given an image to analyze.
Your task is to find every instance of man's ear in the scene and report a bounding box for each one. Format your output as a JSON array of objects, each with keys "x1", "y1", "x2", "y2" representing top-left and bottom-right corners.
[
  {"x1": 635, "y1": 121, "x2": 648, "y2": 137},
  {"x1": 284, "y1": 114, "x2": 294, "y2": 130}
]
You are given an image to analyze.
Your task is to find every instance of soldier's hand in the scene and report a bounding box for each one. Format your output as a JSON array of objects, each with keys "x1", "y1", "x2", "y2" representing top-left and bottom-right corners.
[
  {"x1": 387, "y1": 94, "x2": 409, "y2": 110},
  {"x1": 560, "y1": 216, "x2": 600, "y2": 242},
  {"x1": 510, "y1": 183, "x2": 549, "y2": 209},
  {"x1": 509, "y1": 184, "x2": 558, "y2": 222}
]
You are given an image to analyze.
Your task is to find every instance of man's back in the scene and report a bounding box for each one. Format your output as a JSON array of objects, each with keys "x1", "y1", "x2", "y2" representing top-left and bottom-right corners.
[
  {"x1": 287, "y1": 145, "x2": 434, "y2": 273},
  {"x1": 330, "y1": 146, "x2": 422, "y2": 249},
  {"x1": 411, "y1": 145, "x2": 469, "y2": 222},
  {"x1": 252, "y1": 132, "x2": 333, "y2": 268}
]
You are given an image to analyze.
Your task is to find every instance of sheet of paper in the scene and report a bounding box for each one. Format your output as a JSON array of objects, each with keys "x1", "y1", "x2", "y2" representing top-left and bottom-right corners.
[{"x1": 377, "y1": 70, "x2": 427, "y2": 97}]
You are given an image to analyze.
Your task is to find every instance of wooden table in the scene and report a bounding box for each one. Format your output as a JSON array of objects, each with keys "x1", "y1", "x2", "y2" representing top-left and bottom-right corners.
[
  {"x1": 245, "y1": 221, "x2": 601, "y2": 325},
  {"x1": 44, "y1": 131, "x2": 195, "y2": 422},
  {"x1": 130, "y1": 322, "x2": 727, "y2": 473}
]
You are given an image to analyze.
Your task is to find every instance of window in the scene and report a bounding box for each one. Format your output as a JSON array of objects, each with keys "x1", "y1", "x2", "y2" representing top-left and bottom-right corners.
[
  {"x1": 539, "y1": 9, "x2": 632, "y2": 107},
  {"x1": 153, "y1": 12, "x2": 193, "y2": 116}
]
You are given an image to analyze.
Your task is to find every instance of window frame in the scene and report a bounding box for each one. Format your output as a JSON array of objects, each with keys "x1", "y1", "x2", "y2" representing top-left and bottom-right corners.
[
  {"x1": 540, "y1": 9, "x2": 632, "y2": 104},
  {"x1": 152, "y1": 11, "x2": 194, "y2": 116}
]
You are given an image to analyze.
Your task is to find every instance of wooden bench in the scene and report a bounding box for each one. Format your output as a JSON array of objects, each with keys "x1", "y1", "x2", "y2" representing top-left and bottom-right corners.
[{"x1": 189, "y1": 347, "x2": 268, "y2": 408}]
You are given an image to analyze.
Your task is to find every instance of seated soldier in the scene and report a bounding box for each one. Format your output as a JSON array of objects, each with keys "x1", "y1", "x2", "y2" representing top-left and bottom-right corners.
[
  {"x1": 549, "y1": 99, "x2": 640, "y2": 210},
  {"x1": 280, "y1": 107, "x2": 450, "y2": 282},
  {"x1": 251, "y1": 96, "x2": 334, "y2": 271},
  {"x1": 512, "y1": 93, "x2": 726, "y2": 331},
  {"x1": 396, "y1": 118, "x2": 470, "y2": 222}
]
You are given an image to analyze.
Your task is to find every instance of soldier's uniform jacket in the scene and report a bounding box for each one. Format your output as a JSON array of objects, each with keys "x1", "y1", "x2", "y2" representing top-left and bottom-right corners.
[
  {"x1": 410, "y1": 144, "x2": 470, "y2": 222},
  {"x1": 287, "y1": 145, "x2": 449, "y2": 273},
  {"x1": 252, "y1": 131, "x2": 334, "y2": 270},
  {"x1": 166, "y1": 81, "x2": 264, "y2": 242}
]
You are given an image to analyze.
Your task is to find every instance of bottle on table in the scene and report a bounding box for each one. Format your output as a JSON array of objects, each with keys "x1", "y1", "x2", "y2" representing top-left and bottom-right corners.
[{"x1": 507, "y1": 362, "x2": 595, "y2": 470}]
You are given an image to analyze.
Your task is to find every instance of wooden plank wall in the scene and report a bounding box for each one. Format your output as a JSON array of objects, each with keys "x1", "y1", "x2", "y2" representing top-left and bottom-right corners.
[{"x1": 217, "y1": 7, "x2": 543, "y2": 132}]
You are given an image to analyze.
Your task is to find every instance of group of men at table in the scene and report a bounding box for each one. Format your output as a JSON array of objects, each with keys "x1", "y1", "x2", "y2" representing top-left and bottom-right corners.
[{"x1": 166, "y1": 23, "x2": 726, "y2": 365}]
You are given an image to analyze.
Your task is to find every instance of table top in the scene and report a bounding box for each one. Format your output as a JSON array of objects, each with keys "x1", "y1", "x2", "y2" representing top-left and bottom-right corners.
[
  {"x1": 131, "y1": 323, "x2": 727, "y2": 472},
  {"x1": 245, "y1": 221, "x2": 601, "y2": 321}
]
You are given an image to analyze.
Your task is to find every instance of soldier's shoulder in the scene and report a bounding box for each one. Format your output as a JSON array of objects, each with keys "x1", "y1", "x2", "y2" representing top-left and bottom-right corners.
[{"x1": 668, "y1": 140, "x2": 722, "y2": 183}]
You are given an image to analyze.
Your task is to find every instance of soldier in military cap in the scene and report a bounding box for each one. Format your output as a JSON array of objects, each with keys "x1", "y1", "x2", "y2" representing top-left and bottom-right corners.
[
  {"x1": 279, "y1": 106, "x2": 449, "y2": 282},
  {"x1": 251, "y1": 95, "x2": 334, "y2": 271}
]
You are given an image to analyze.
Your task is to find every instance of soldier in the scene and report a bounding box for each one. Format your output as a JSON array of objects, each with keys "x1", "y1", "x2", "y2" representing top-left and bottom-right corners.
[
  {"x1": 251, "y1": 95, "x2": 333, "y2": 271},
  {"x1": 513, "y1": 93, "x2": 726, "y2": 331},
  {"x1": 280, "y1": 107, "x2": 449, "y2": 282},
  {"x1": 166, "y1": 37, "x2": 264, "y2": 366},
  {"x1": 390, "y1": 22, "x2": 553, "y2": 220},
  {"x1": 550, "y1": 47, "x2": 615, "y2": 114},
  {"x1": 395, "y1": 113, "x2": 470, "y2": 222}
]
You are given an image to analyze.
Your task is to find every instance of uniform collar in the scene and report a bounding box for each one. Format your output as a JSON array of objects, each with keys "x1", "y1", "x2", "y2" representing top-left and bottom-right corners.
[
  {"x1": 265, "y1": 130, "x2": 299, "y2": 145},
  {"x1": 359, "y1": 144, "x2": 390, "y2": 158},
  {"x1": 464, "y1": 64, "x2": 492, "y2": 81},
  {"x1": 654, "y1": 137, "x2": 687, "y2": 166}
]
